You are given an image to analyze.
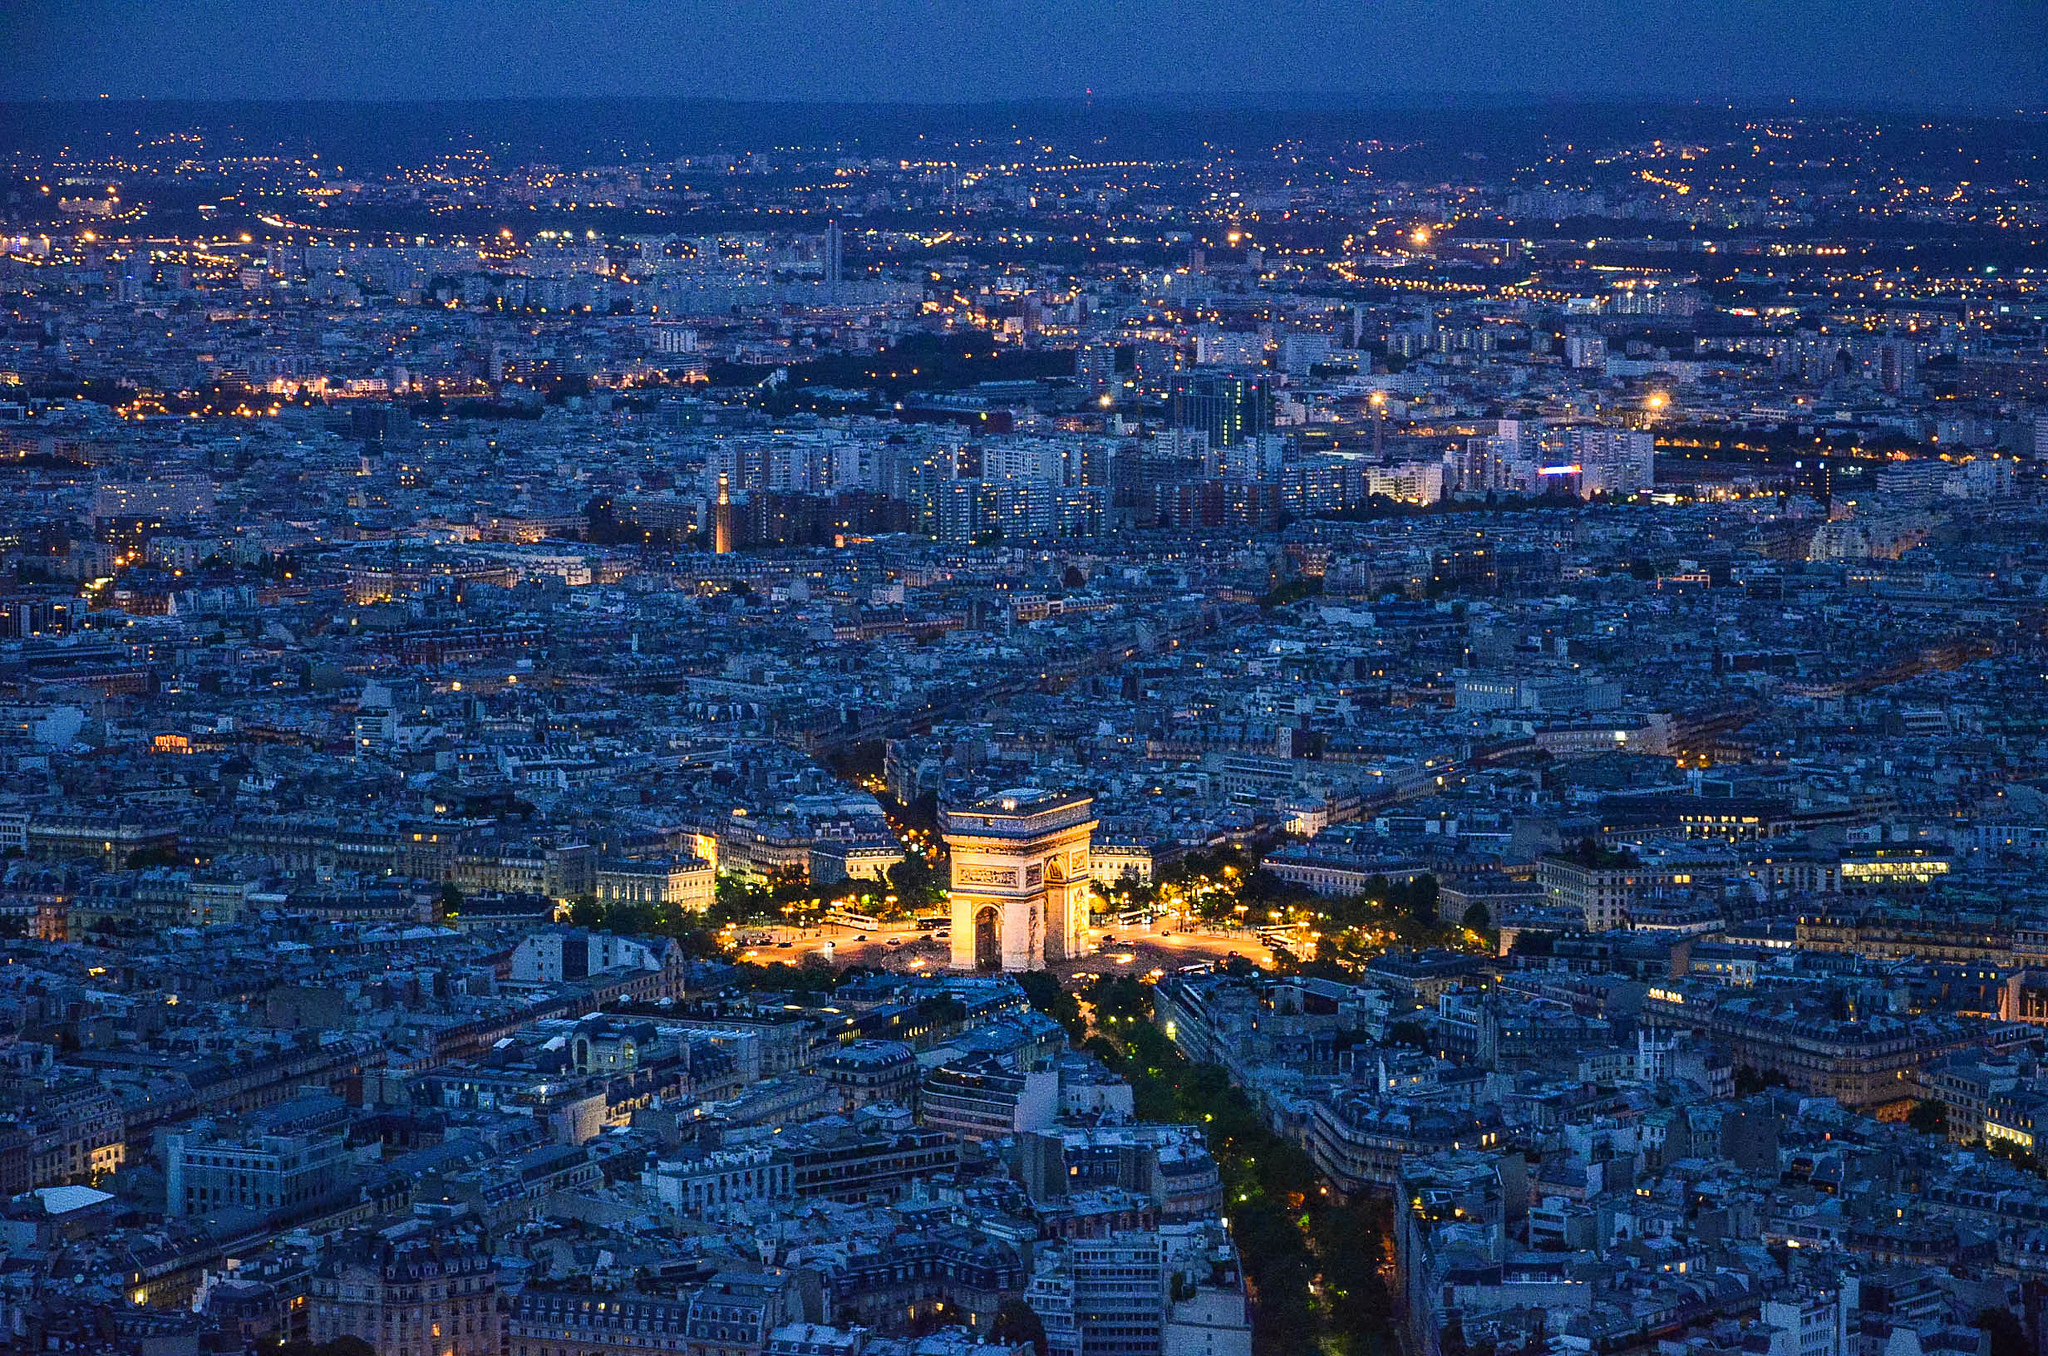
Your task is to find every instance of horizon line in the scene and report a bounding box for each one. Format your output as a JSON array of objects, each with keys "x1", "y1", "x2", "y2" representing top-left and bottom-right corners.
[{"x1": 3, "y1": 92, "x2": 2039, "y2": 114}]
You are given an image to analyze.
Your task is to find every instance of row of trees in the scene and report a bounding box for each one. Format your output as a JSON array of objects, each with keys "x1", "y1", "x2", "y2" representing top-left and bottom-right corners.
[
  {"x1": 1018, "y1": 972, "x2": 1396, "y2": 1356},
  {"x1": 535, "y1": 829, "x2": 1470, "y2": 984},
  {"x1": 1302, "y1": 873, "x2": 1464, "y2": 972},
  {"x1": 1138, "y1": 849, "x2": 1467, "y2": 960},
  {"x1": 549, "y1": 853, "x2": 951, "y2": 958}
]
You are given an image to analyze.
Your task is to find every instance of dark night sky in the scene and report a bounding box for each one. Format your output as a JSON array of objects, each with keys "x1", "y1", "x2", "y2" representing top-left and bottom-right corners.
[{"x1": 2, "y1": 0, "x2": 2043, "y2": 105}]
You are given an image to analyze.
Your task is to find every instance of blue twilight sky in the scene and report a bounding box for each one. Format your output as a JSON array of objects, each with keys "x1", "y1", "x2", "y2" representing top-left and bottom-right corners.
[{"x1": 2, "y1": 0, "x2": 2043, "y2": 105}]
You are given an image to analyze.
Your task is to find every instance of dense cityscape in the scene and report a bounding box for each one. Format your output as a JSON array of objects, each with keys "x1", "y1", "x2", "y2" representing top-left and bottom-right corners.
[{"x1": 0, "y1": 83, "x2": 2046, "y2": 1356}]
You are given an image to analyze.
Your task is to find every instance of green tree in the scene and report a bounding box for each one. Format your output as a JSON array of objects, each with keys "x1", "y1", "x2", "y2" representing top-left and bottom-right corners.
[
  {"x1": 1311, "y1": 1198, "x2": 1396, "y2": 1346},
  {"x1": 1082, "y1": 973, "x2": 1395, "y2": 1356},
  {"x1": 713, "y1": 874, "x2": 771, "y2": 924},
  {"x1": 667, "y1": 921, "x2": 725, "y2": 960},
  {"x1": 1732, "y1": 1065, "x2": 1787, "y2": 1097},
  {"x1": 991, "y1": 1298, "x2": 1048, "y2": 1356},
  {"x1": 1988, "y1": 1137, "x2": 2038, "y2": 1173},
  {"x1": 886, "y1": 855, "x2": 945, "y2": 914},
  {"x1": 1259, "y1": 576, "x2": 1323, "y2": 609},
  {"x1": 1386, "y1": 1020, "x2": 1429, "y2": 1049},
  {"x1": 1084, "y1": 975, "x2": 1151, "y2": 1025},
  {"x1": 1017, "y1": 969, "x2": 1084, "y2": 1042},
  {"x1": 1906, "y1": 1099, "x2": 1947, "y2": 1137},
  {"x1": 732, "y1": 960, "x2": 833, "y2": 995},
  {"x1": 603, "y1": 901, "x2": 656, "y2": 937},
  {"x1": 766, "y1": 866, "x2": 812, "y2": 909},
  {"x1": 1393, "y1": 874, "x2": 1440, "y2": 924}
]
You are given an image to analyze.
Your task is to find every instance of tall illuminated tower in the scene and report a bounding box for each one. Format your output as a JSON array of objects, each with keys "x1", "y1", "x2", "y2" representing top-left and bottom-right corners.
[
  {"x1": 713, "y1": 472, "x2": 735, "y2": 555},
  {"x1": 941, "y1": 789, "x2": 1096, "y2": 972},
  {"x1": 824, "y1": 219, "x2": 843, "y2": 300}
]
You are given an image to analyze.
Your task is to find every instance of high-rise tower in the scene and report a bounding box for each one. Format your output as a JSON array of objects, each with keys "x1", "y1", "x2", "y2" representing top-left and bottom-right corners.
[
  {"x1": 1168, "y1": 373, "x2": 1272, "y2": 451},
  {"x1": 823, "y1": 220, "x2": 843, "y2": 300},
  {"x1": 713, "y1": 472, "x2": 735, "y2": 554}
]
